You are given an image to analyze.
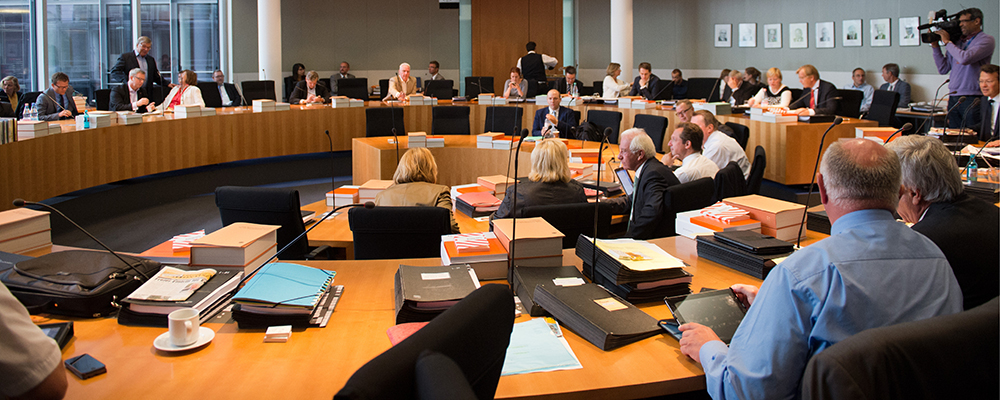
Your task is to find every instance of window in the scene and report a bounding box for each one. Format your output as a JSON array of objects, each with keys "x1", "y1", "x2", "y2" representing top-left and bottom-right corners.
[
  {"x1": 47, "y1": 3, "x2": 101, "y2": 98},
  {"x1": 0, "y1": 4, "x2": 32, "y2": 91},
  {"x1": 140, "y1": 3, "x2": 171, "y2": 81},
  {"x1": 177, "y1": 3, "x2": 218, "y2": 78},
  {"x1": 106, "y1": 4, "x2": 132, "y2": 84}
]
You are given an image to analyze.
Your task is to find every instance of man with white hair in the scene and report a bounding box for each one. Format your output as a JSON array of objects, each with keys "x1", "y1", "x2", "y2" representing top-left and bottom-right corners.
[
  {"x1": 387, "y1": 62, "x2": 416, "y2": 101},
  {"x1": 110, "y1": 36, "x2": 174, "y2": 94},
  {"x1": 678, "y1": 138, "x2": 962, "y2": 399},
  {"x1": 607, "y1": 128, "x2": 680, "y2": 239}
]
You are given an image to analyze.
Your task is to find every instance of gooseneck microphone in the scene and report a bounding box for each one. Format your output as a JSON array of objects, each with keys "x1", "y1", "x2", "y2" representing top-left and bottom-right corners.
[
  {"x1": 795, "y1": 117, "x2": 843, "y2": 249},
  {"x1": 648, "y1": 79, "x2": 675, "y2": 102},
  {"x1": 959, "y1": 98, "x2": 982, "y2": 131},
  {"x1": 942, "y1": 96, "x2": 967, "y2": 130},
  {"x1": 931, "y1": 79, "x2": 950, "y2": 128},
  {"x1": 324, "y1": 130, "x2": 336, "y2": 194},
  {"x1": 591, "y1": 128, "x2": 612, "y2": 273},
  {"x1": 883, "y1": 122, "x2": 914, "y2": 143},
  {"x1": 12, "y1": 199, "x2": 150, "y2": 280},
  {"x1": 506, "y1": 128, "x2": 530, "y2": 284}
]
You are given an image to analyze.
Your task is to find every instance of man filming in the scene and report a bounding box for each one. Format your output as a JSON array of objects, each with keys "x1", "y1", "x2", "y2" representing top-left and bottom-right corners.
[{"x1": 930, "y1": 7, "x2": 995, "y2": 130}]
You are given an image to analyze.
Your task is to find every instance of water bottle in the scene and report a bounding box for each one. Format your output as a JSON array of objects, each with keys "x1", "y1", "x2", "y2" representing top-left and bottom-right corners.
[
  {"x1": 83, "y1": 110, "x2": 90, "y2": 129},
  {"x1": 29, "y1": 104, "x2": 37, "y2": 121},
  {"x1": 966, "y1": 157, "x2": 978, "y2": 182}
]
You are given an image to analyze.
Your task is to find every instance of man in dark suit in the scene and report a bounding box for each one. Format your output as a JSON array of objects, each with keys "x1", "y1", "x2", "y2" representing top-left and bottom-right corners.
[
  {"x1": 289, "y1": 71, "x2": 332, "y2": 104},
  {"x1": 879, "y1": 63, "x2": 911, "y2": 106},
  {"x1": 552, "y1": 66, "x2": 583, "y2": 96},
  {"x1": 726, "y1": 70, "x2": 755, "y2": 105},
  {"x1": 109, "y1": 36, "x2": 174, "y2": 97},
  {"x1": 532, "y1": 89, "x2": 578, "y2": 137},
  {"x1": 331, "y1": 61, "x2": 356, "y2": 95},
  {"x1": 978, "y1": 64, "x2": 999, "y2": 142},
  {"x1": 109, "y1": 68, "x2": 156, "y2": 112},
  {"x1": 211, "y1": 70, "x2": 242, "y2": 107},
  {"x1": 517, "y1": 41, "x2": 557, "y2": 85},
  {"x1": 608, "y1": 128, "x2": 681, "y2": 239},
  {"x1": 794, "y1": 64, "x2": 839, "y2": 116},
  {"x1": 629, "y1": 62, "x2": 660, "y2": 100},
  {"x1": 887, "y1": 135, "x2": 998, "y2": 310},
  {"x1": 670, "y1": 69, "x2": 689, "y2": 100},
  {"x1": 35, "y1": 72, "x2": 78, "y2": 121}
]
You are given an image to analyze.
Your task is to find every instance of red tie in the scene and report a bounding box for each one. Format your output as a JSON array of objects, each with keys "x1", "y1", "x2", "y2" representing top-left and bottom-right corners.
[{"x1": 810, "y1": 89, "x2": 816, "y2": 109}]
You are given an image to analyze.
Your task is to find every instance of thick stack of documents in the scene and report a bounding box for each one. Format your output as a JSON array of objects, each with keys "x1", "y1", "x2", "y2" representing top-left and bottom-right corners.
[
  {"x1": 723, "y1": 195, "x2": 806, "y2": 241},
  {"x1": 695, "y1": 231, "x2": 795, "y2": 279},
  {"x1": 675, "y1": 202, "x2": 762, "y2": 239},
  {"x1": 491, "y1": 136, "x2": 520, "y2": 150},
  {"x1": 693, "y1": 102, "x2": 732, "y2": 115},
  {"x1": 533, "y1": 283, "x2": 660, "y2": 351},
  {"x1": 425, "y1": 135, "x2": 444, "y2": 148},
  {"x1": 252, "y1": 99, "x2": 275, "y2": 112},
  {"x1": 408, "y1": 131, "x2": 427, "y2": 148},
  {"x1": 569, "y1": 148, "x2": 600, "y2": 164},
  {"x1": 118, "y1": 267, "x2": 242, "y2": 327},
  {"x1": 329, "y1": 96, "x2": 350, "y2": 108},
  {"x1": 450, "y1": 183, "x2": 493, "y2": 210},
  {"x1": 16, "y1": 120, "x2": 49, "y2": 139},
  {"x1": 477, "y1": 175, "x2": 514, "y2": 200},
  {"x1": 274, "y1": 102, "x2": 291, "y2": 111},
  {"x1": 189, "y1": 222, "x2": 279, "y2": 275},
  {"x1": 359, "y1": 179, "x2": 393, "y2": 203},
  {"x1": 394, "y1": 264, "x2": 480, "y2": 324},
  {"x1": 407, "y1": 95, "x2": 427, "y2": 105},
  {"x1": 512, "y1": 265, "x2": 586, "y2": 317},
  {"x1": 454, "y1": 191, "x2": 500, "y2": 217},
  {"x1": 441, "y1": 232, "x2": 508, "y2": 280},
  {"x1": 117, "y1": 112, "x2": 143, "y2": 125},
  {"x1": 173, "y1": 105, "x2": 202, "y2": 118},
  {"x1": 326, "y1": 185, "x2": 360, "y2": 207},
  {"x1": 855, "y1": 126, "x2": 901, "y2": 144},
  {"x1": 0, "y1": 208, "x2": 51, "y2": 254},
  {"x1": 72, "y1": 96, "x2": 87, "y2": 111},
  {"x1": 568, "y1": 163, "x2": 594, "y2": 181},
  {"x1": 749, "y1": 107, "x2": 797, "y2": 123},
  {"x1": 806, "y1": 205, "x2": 830, "y2": 235},
  {"x1": 75, "y1": 113, "x2": 112, "y2": 128},
  {"x1": 492, "y1": 217, "x2": 564, "y2": 268},
  {"x1": 477, "y1": 132, "x2": 503, "y2": 148},
  {"x1": 349, "y1": 99, "x2": 364, "y2": 107},
  {"x1": 232, "y1": 262, "x2": 341, "y2": 329},
  {"x1": 559, "y1": 97, "x2": 579, "y2": 107},
  {"x1": 200, "y1": 107, "x2": 216, "y2": 116},
  {"x1": 574, "y1": 235, "x2": 692, "y2": 303}
]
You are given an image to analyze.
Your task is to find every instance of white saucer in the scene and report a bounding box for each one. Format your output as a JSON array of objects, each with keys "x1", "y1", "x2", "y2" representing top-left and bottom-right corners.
[{"x1": 154, "y1": 327, "x2": 215, "y2": 352}]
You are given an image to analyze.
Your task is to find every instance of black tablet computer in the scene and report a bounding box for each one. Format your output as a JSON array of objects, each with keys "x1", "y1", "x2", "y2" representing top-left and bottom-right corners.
[{"x1": 664, "y1": 289, "x2": 747, "y2": 344}]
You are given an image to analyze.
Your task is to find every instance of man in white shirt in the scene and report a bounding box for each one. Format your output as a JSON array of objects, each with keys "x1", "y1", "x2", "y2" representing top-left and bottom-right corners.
[
  {"x1": 386, "y1": 63, "x2": 416, "y2": 101},
  {"x1": 109, "y1": 68, "x2": 155, "y2": 112},
  {"x1": 844, "y1": 68, "x2": 874, "y2": 113},
  {"x1": 669, "y1": 122, "x2": 720, "y2": 183},
  {"x1": 693, "y1": 110, "x2": 750, "y2": 178},
  {"x1": 516, "y1": 41, "x2": 558, "y2": 83}
]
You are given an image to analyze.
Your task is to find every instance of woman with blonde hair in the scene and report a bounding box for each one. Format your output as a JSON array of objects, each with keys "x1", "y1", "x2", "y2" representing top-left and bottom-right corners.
[
  {"x1": 375, "y1": 147, "x2": 460, "y2": 233},
  {"x1": 747, "y1": 67, "x2": 792, "y2": 108},
  {"x1": 159, "y1": 69, "x2": 205, "y2": 111},
  {"x1": 492, "y1": 139, "x2": 588, "y2": 219},
  {"x1": 602, "y1": 62, "x2": 631, "y2": 98}
]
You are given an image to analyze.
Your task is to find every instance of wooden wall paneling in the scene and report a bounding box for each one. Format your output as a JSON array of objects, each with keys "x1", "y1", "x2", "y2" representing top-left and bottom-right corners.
[
  {"x1": 527, "y1": 0, "x2": 563, "y2": 70},
  {"x1": 472, "y1": 0, "x2": 530, "y2": 97}
]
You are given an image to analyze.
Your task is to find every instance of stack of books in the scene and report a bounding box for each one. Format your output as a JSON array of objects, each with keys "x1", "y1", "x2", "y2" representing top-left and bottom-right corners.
[
  {"x1": 274, "y1": 102, "x2": 291, "y2": 111},
  {"x1": 477, "y1": 175, "x2": 514, "y2": 200},
  {"x1": 569, "y1": 148, "x2": 600, "y2": 164},
  {"x1": 189, "y1": 222, "x2": 279, "y2": 275},
  {"x1": 854, "y1": 126, "x2": 901, "y2": 144},
  {"x1": 118, "y1": 267, "x2": 242, "y2": 327},
  {"x1": 491, "y1": 136, "x2": 520, "y2": 149},
  {"x1": 16, "y1": 120, "x2": 50, "y2": 139},
  {"x1": 477, "y1": 93, "x2": 494, "y2": 104},
  {"x1": 232, "y1": 262, "x2": 342, "y2": 329},
  {"x1": 533, "y1": 282, "x2": 661, "y2": 351},
  {"x1": 575, "y1": 236, "x2": 692, "y2": 304},
  {"x1": 675, "y1": 202, "x2": 762, "y2": 239},
  {"x1": 89, "y1": 111, "x2": 117, "y2": 124},
  {"x1": 722, "y1": 195, "x2": 806, "y2": 241},
  {"x1": 534, "y1": 94, "x2": 548, "y2": 103},
  {"x1": 408, "y1": 132, "x2": 427, "y2": 148},
  {"x1": 441, "y1": 232, "x2": 508, "y2": 280},
  {"x1": 359, "y1": 179, "x2": 393, "y2": 203},
  {"x1": 117, "y1": 112, "x2": 143, "y2": 125},
  {"x1": 0, "y1": 117, "x2": 16, "y2": 144},
  {"x1": 454, "y1": 191, "x2": 501, "y2": 217},
  {"x1": 349, "y1": 99, "x2": 364, "y2": 107},
  {"x1": 749, "y1": 107, "x2": 798, "y2": 123},
  {"x1": 200, "y1": 107, "x2": 217, "y2": 116},
  {"x1": 75, "y1": 113, "x2": 112, "y2": 128},
  {"x1": 693, "y1": 102, "x2": 732, "y2": 115},
  {"x1": 695, "y1": 230, "x2": 795, "y2": 279},
  {"x1": 0, "y1": 208, "x2": 51, "y2": 254},
  {"x1": 252, "y1": 99, "x2": 275, "y2": 112},
  {"x1": 394, "y1": 264, "x2": 480, "y2": 324},
  {"x1": 329, "y1": 96, "x2": 350, "y2": 108},
  {"x1": 569, "y1": 163, "x2": 594, "y2": 181},
  {"x1": 326, "y1": 185, "x2": 360, "y2": 207},
  {"x1": 491, "y1": 217, "x2": 564, "y2": 268},
  {"x1": 511, "y1": 265, "x2": 586, "y2": 317},
  {"x1": 559, "y1": 97, "x2": 579, "y2": 107},
  {"x1": 173, "y1": 105, "x2": 202, "y2": 118},
  {"x1": 407, "y1": 95, "x2": 426, "y2": 105},
  {"x1": 449, "y1": 183, "x2": 493, "y2": 205},
  {"x1": 425, "y1": 135, "x2": 444, "y2": 148}
]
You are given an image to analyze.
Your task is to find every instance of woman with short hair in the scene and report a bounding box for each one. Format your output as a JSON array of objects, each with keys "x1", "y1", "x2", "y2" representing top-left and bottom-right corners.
[
  {"x1": 747, "y1": 67, "x2": 792, "y2": 108},
  {"x1": 375, "y1": 147, "x2": 460, "y2": 233},
  {"x1": 492, "y1": 139, "x2": 588, "y2": 219},
  {"x1": 159, "y1": 69, "x2": 205, "y2": 111}
]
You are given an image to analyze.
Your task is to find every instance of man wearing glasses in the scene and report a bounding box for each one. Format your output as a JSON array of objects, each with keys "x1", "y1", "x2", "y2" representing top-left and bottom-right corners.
[
  {"x1": 931, "y1": 7, "x2": 995, "y2": 129},
  {"x1": 36, "y1": 72, "x2": 78, "y2": 121}
]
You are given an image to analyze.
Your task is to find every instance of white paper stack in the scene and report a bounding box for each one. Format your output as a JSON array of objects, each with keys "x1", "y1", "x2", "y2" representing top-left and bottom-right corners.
[
  {"x1": 252, "y1": 99, "x2": 275, "y2": 112},
  {"x1": 72, "y1": 96, "x2": 87, "y2": 112},
  {"x1": 489, "y1": 97, "x2": 508, "y2": 105},
  {"x1": 631, "y1": 100, "x2": 656, "y2": 109},
  {"x1": 408, "y1": 95, "x2": 427, "y2": 105},
  {"x1": 75, "y1": 113, "x2": 111, "y2": 128},
  {"x1": 618, "y1": 99, "x2": 633, "y2": 109},
  {"x1": 274, "y1": 102, "x2": 291, "y2": 111},
  {"x1": 359, "y1": 180, "x2": 393, "y2": 203},
  {"x1": 90, "y1": 111, "x2": 118, "y2": 124},
  {"x1": 264, "y1": 325, "x2": 292, "y2": 343},
  {"x1": 327, "y1": 185, "x2": 360, "y2": 207},
  {"x1": 750, "y1": 112, "x2": 796, "y2": 123},
  {"x1": 478, "y1": 132, "x2": 503, "y2": 149},
  {"x1": 560, "y1": 97, "x2": 578, "y2": 107},
  {"x1": 16, "y1": 120, "x2": 49, "y2": 139},
  {"x1": 173, "y1": 105, "x2": 202, "y2": 118},
  {"x1": 349, "y1": 99, "x2": 365, "y2": 107},
  {"x1": 426, "y1": 136, "x2": 444, "y2": 148},
  {"x1": 329, "y1": 96, "x2": 350, "y2": 108},
  {"x1": 535, "y1": 94, "x2": 549, "y2": 103},
  {"x1": 478, "y1": 93, "x2": 494, "y2": 104},
  {"x1": 693, "y1": 102, "x2": 732, "y2": 115},
  {"x1": 429, "y1": 97, "x2": 439, "y2": 105},
  {"x1": 408, "y1": 131, "x2": 427, "y2": 148},
  {"x1": 118, "y1": 112, "x2": 143, "y2": 125},
  {"x1": 200, "y1": 107, "x2": 217, "y2": 117},
  {"x1": 48, "y1": 124, "x2": 61, "y2": 136}
]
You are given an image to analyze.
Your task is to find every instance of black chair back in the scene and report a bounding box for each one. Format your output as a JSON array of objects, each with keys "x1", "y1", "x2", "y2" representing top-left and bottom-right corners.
[
  {"x1": 424, "y1": 80, "x2": 454, "y2": 100},
  {"x1": 580, "y1": 84, "x2": 596, "y2": 96},
  {"x1": 337, "y1": 78, "x2": 369, "y2": 99},
  {"x1": 484, "y1": 106, "x2": 523, "y2": 136},
  {"x1": 688, "y1": 78, "x2": 720, "y2": 101},
  {"x1": 713, "y1": 161, "x2": 748, "y2": 202},
  {"x1": 724, "y1": 121, "x2": 750, "y2": 150},
  {"x1": 214, "y1": 186, "x2": 309, "y2": 260},
  {"x1": 432, "y1": 106, "x2": 471, "y2": 135},
  {"x1": 335, "y1": 284, "x2": 514, "y2": 400},
  {"x1": 94, "y1": 89, "x2": 112, "y2": 111},
  {"x1": 366, "y1": 107, "x2": 405, "y2": 137},
  {"x1": 464, "y1": 76, "x2": 494, "y2": 98},
  {"x1": 651, "y1": 80, "x2": 672, "y2": 101},
  {"x1": 197, "y1": 82, "x2": 223, "y2": 108},
  {"x1": 865, "y1": 89, "x2": 900, "y2": 127},
  {"x1": 661, "y1": 177, "x2": 715, "y2": 237},
  {"x1": 241, "y1": 80, "x2": 276, "y2": 101},
  {"x1": 522, "y1": 202, "x2": 614, "y2": 248},
  {"x1": 379, "y1": 79, "x2": 390, "y2": 100},
  {"x1": 348, "y1": 206, "x2": 452, "y2": 260},
  {"x1": 22, "y1": 91, "x2": 42, "y2": 106},
  {"x1": 633, "y1": 114, "x2": 669, "y2": 154},
  {"x1": 319, "y1": 78, "x2": 331, "y2": 91},
  {"x1": 746, "y1": 146, "x2": 766, "y2": 195},
  {"x1": 587, "y1": 110, "x2": 624, "y2": 144},
  {"x1": 836, "y1": 89, "x2": 864, "y2": 118}
]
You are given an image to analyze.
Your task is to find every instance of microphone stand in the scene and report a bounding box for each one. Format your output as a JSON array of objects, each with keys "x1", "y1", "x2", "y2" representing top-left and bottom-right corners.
[
  {"x1": 324, "y1": 130, "x2": 336, "y2": 195},
  {"x1": 795, "y1": 117, "x2": 843, "y2": 249},
  {"x1": 506, "y1": 128, "x2": 529, "y2": 284},
  {"x1": 883, "y1": 123, "x2": 913, "y2": 143},
  {"x1": 591, "y1": 130, "x2": 610, "y2": 275},
  {"x1": 942, "y1": 96, "x2": 967, "y2": 132},
  {"x1": 930, "y1": 79, "x2": 950, "y2": 129},
  {"x1": 958, "y1": 98, "x2": 981, "y2": 134},
  {"x1": 648, "y1": 80, "x2": 675, "y2": 102}
]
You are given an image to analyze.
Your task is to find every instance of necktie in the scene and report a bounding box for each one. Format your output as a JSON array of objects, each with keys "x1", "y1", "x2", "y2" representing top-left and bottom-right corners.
[
  {"x1": 60, "y1": 94, "x2": 68, "y2": 110},
  {"x1": 810, "y1": 90, "x2": 816, "y2": 109}
]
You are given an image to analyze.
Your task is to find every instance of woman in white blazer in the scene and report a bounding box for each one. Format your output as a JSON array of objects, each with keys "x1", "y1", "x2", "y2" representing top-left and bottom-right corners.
[
  {"x1": 159, "y1": 69, "x2": 205, "y2": 111},
  {"x1": 602, "y1": 63, "x2": 631, "y2": 99}
]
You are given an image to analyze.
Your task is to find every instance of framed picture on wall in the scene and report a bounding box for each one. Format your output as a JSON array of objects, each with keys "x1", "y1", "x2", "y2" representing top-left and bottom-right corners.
[
  {"x1": 843, "y1": 19, "x2": 862, "y2": 47},
  {"x1": 816, "y1": 21, "x2": 834, "y2": 48},
  {"x1": 738, "y1": 23, "x2": 756, "y2": 47},
  {"x1": 899, "y1": 17, "x2": 920, "y2": 46},
  {"x1": 871, "y1": 18, "x2": 891, "y2": 47},
  {"x1": 715, "y1": 24, "x2": 732, "y2": 47},
  {"x1": 764, "y1": 24, "x2": 782, "y2": 48},
  {"x1": 789, "y1": 23, "x2": 808, "y2": 48}
]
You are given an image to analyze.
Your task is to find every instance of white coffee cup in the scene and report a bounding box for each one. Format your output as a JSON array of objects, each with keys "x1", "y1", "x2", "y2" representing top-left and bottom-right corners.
[{"x1": 167, "y1": 308, "x2": 200, "y2": 347}]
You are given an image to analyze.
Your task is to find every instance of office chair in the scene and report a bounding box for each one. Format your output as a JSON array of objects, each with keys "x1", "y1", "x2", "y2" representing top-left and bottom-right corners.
[
  {"x1": 196, "y1": 82, "x2": 223, "y2": 108},
  {"x1": 483, "y1": 106, "x2": 523, "y2": 136},
  {"x1": 348, "y1": 206, "x2": 452, "y2": 260},
  {"x1": 424, "y1": 80, "x2": 454, "y2": 100},
  {"x1": 379, "y1": 79, "x2": 390, "y2": 100},
  {"x1": 522, "y1": 202, "x2": 614, "y2": 248},
  {"x1": 241, "y1": 80, "x2": 276, "y2": 101},
  {"x1": 22, "y1": 91, "x2": 42, "y2": 107},
  {"x1": 686, "y1": 78, "x2": 719, "y2": 101},
  {"x1": 464, "y1": 76, "x2": 494, "y2": 98},
  {"x1": 592, "y1": 81, "x2": 604, "y2": 96},
  {"x1": 633, "y1": 114, "x2": 669, "y2": 154},
  {"x1": 335, "y1": 284, "x2": 514, "y2": 400},
  {"x1": 712, "y1": 162, "x2": 748, "y2": 202},
  {"x1": 214, "y1": 186, "x2": 330, "y2": 260},
  {"x1": 724, "y1": 122, "x2": 750, "y2": 150},
  {"x1": 319, "y1": 78, "x2": 331, "y2": 91},
  {"x1": 587, "y1": 110, "x2": 623, "y2": 144},
  {"x1": 746, "y1": 146, "x2": 767, "y2": 195},
  {"x1": 660, "y1": 177, "x2": 716, "y2": 238},
  {"x1": 836, "y1": 89, "x2": 864, "y2": 119},
  {"x1": 337, "y1": 78, "x2": 369, "y2": 100},
  {"x1": 366, "y1": 107, "x2": 405, "y2": 137},
  {"x1": 94, "y1": 89, "x2": 112, "y2": 111},
  {"x1": 789, "y1": 88, "x2": 804, "y2": 102},
  {"x1": 801, "y1": 297, "x2": 998, "y2": 400},
  {"x1": 865, "y1": 89, "x2": 900, "y2": 127},
  {"x1": 651, "y1": 80, "x2": 673, "y2": 101},
  {"x1": 431, "y1": 106, "x2": 471, "y2": 135}
]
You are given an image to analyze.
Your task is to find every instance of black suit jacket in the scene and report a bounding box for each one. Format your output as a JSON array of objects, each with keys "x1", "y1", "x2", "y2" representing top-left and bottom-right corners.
[
  {"x1": 492, "y1": 180, "x2": 588, "y2": 219},
  {"x1": 0, "y1": 91, "x2": 23, "y2": 118},
  {"x1": 218, "y1": 83, "x2": 242, "y2": 106},
  {"x1": 728, "y1": 82, "x2": 756, "y2": 105},
  {"x1": 911, "y1": 192, "x2": 999, "y2": 309},
  {"x1": 629, "y1": 74, "x2": 661, "y2": 100},
  {"x1": 978, "y1": 97, "x2": 997, "y2": 141},
  {"x1": 108, "y1": 84, "x2": 151, "y2": 112},
  {"x1": 110, "y1": 52, "x2": 170, "y2": 93},
  {"x1": 552, "y1": 78, "x2": 583, "y2": 95},
  {"x1": 532, "y1": 106, "x2": 578, "y2": 137},
  {"x1": 800, "y1": 80, "x2": 839, "y2": 115},
  {"x1": 35, "y1": 87, "x2": 79, "y2": 121},
  {"x1": 610, "y1": 158, "x2": 681, "y2": 239},
  {"x1": 289, "y1": 81, "x2": 332, "y2": 104}
]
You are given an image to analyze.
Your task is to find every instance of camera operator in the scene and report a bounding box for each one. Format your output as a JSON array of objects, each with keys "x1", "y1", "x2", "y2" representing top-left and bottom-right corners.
[{"x1": 931, "y1": 7, "x2": 995, "y2": 130}]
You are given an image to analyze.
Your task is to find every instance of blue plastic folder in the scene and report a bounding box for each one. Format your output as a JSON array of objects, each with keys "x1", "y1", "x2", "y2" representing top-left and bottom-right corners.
[
  {"x1": 501, "y1": 318, "x2": 582, "y2": 376},
  {"x1": 233, "y1": 263, "x2": 335, "y2": 309}
]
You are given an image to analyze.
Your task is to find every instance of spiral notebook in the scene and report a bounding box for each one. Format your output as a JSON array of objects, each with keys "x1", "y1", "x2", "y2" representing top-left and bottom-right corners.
[{"x1": 233, "y1": 262, "x2": 335, "y2": 309}]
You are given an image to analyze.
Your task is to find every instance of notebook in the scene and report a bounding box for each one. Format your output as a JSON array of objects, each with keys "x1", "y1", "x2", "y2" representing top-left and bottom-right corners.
[{"x1": 233, "y1": 263, "x2": 335, "y2": 309}]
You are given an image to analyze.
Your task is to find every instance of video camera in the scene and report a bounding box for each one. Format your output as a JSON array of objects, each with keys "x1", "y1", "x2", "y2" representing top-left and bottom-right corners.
[{"x1": 919, "y1": 9, "x2": 964, "y2": 44}]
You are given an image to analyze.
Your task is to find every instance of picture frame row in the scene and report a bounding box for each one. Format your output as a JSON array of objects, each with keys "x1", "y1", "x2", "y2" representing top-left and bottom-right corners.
[{"x1": 714, "y1": 17, "x2": 922, "y2": 49}]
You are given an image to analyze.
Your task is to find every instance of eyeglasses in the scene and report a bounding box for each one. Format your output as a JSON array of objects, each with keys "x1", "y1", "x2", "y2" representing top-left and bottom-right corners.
[
  {"x1": 959, "y1": 18, "x2": 975, "y2": 23},
  {"x1": 54, "y1": 84, "x2": 69, "y2": 90}
]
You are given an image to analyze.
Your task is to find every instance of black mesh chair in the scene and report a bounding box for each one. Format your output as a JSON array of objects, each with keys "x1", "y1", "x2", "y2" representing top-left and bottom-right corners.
[
  {"x1": 241, "y1": 80, "x2": 277, "y2": 101},
  {"x1": 522, "y1": 202, "x2": 614, "y2": 248},
  {"x1": 214, "y1": 186, "x2": 329, "y2": 260},
  {"x1": 379, "y1": 79, "x2": 390, "y2": 100},
  {"x1": 651, "y1": 80, "x2": 672, "y2": 101},
  {"x1": 687, "y1": 78, "x2": 719, "y2": 101},
  {"x1": 836, "y1": 89, "x2": 864, "y2": 118},
  {"x1": 660, "y1": 177, "x2": 716, "y2": 237},
  {"x1": 319, "y1": 78, "x2": 331, "y2": 92},
  {"x1": 93, "y1": 89, "x2": 112, "y2": 111},
  {"x1": 587, "y1": 110, "x2": 624, "y2": 144},
  {"x1": 424, "y1": 80, "x2": 454, "y2": 100},
  {"x1": 464, "y1": 76, "x2": 494, "y2": 98},
  {"x1": 432, "y1": 106, "x2": 471, "y2": 135},
  {"x1": 789, "y1": 88, "x2": 804, "y2": 103},
  {"x1": 197, "y1": 82, "x2": 223, "y2": 108},
  {"x1": 724, "y1": 121, "x2": 750, "y2": 150},
  {"x1": 484, "y1": 106, "x2": 523, "y2": 136},
  {"x1": 348, "y1": 206, "x2": 452, "y2": 260},
  {"x1": 746, "y1": 146, "x2": 767, "y2": 195},
  {"x1": 713, "y1": 161, "x2": 748, "y2": 202},
  {"x1": 22, "y1": 91, "x2": 42, "y2": 107},
  {"x1": 634, "y1": 114, "x2": 669, "y2": 154},
  {"x1": 366, "y1": 107, "x2": 405, "y2": 137},
  {"x1": 337, "y1": 78, "x2": 369, "y2": 100},
  {"x1": 335, "y1": 284, "x2": 514, "y2": 400},
  {"x1": 865, "y1": 89, "x2": 900, "y2": 127}
]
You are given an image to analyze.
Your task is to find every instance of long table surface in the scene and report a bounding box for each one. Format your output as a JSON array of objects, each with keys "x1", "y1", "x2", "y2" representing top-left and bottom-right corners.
[{"x1": 37, "y1": 232, "x2": 826, "y2": 400}]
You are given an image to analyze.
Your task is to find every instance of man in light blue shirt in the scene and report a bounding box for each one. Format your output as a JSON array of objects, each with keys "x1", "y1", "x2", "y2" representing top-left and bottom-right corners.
[
  {"x1": 678, "y1": 138, "x2": 963, "y2": 400},
  {"x1": 844, "y1": 67, "x2": 874, "y2": 113}
]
